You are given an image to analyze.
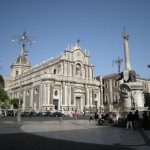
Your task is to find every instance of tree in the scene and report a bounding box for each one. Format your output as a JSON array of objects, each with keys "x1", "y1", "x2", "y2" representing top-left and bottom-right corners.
[
  {"x1": 0, "y1": 75, "x2": 10, "y2": 109},
  {"x1": 0, "y1": 75, "x2": 4, "y2": 88},
  {"x1": 10, "y1": 98, "x2": 23, "y2": 109}
]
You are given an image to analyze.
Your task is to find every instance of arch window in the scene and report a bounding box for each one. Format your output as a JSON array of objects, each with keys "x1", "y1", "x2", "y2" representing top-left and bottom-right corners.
[
  {"x1": 27, "y1": 90, "x2": 30, "y2": 95},
  {"x1": 35, "y1": 88, "x2": 38, "y2": 94},
  {"x1": 76, "y1": 63, "x2": 81, "y2": 76},
  {"x1": 53, "y1": 69, "x2": 56, "y2": 74},
  {"x1": 16, "y1": 70, "x2": 19, "y2": 75}
]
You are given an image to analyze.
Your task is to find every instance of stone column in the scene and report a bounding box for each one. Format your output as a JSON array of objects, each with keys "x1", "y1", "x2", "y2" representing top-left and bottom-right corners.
[
  {"x1": 85, "y1": 85, "x2": 89, "y2": 106},
  {"x1": 50, "y1": 84, "x2": 53, "y2": 105},
  {"x1": 30, "y1": 88, "x2": 33, "y2": 109},
  {"x1": 22, "y1": 91, "x2": 26, "y2": 110},
  {"x1": 62, "y1": 82, "x2": 65, "y2": 105},
  {"x1": 71, "y1": 86, "x2": 74, "y2": 105},
  {"x1": 39, "y1": 83, "x2": 43, "y2": 109},
  {"x1": 122, "y1": 30, "x2": 131, "y2": 70},
  {"x1": 100, "y1": 86, "x2": 103, "y2": 106}
]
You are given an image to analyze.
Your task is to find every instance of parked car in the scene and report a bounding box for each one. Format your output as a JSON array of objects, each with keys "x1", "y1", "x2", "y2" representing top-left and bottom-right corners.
[
  {"x1": 46, "y1": 111, "x2": 54, "y2": 117},
  {"x1": 37, "y1": 111, "x2": 46, "y2": 116},
  {"x1": 53, "y1": 112, "x2": 65, "y2": 117},
  {"x1": 37, "y1": 111, "x2": 54, "y2": 117},
  {"x1": 29, "y1": 111, "x2": 37, "y2": 116},
  {"x1": 21, "y1": 111, "x2": 30, "y2": 117},
  {"x1": 7, "y1": 110, "x2": 14, "y2": 116}
]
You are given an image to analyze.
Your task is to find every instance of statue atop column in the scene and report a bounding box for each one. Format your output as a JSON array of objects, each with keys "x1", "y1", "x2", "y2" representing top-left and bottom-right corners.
[{"x1": 116, "y1": 28, "x2": 136, "y2": 83}]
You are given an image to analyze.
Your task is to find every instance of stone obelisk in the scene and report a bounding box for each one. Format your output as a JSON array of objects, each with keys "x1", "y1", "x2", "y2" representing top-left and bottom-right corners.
[
  {"x1": 119, "y1": 29, "x2": 144, "y2": 115},
  {"x1": 122, "y1": 29, "x2": 131, "y2": 71}
]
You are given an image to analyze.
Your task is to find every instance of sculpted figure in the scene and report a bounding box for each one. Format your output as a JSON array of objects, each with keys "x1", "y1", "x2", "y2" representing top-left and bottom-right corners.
[{"x1": 115, "y1": 70, "x2": 136, "y2": 83}]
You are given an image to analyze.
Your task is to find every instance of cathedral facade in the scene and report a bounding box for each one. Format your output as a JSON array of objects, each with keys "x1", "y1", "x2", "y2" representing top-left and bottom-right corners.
[{"x1": 6, "y1": 42, "x2": 103, "y2": 114}]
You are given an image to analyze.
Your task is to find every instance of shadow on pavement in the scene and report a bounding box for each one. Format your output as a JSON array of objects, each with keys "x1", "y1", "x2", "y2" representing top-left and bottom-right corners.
[{"x1": 0, "y1": 133, "x2": 136, "y2": 150}]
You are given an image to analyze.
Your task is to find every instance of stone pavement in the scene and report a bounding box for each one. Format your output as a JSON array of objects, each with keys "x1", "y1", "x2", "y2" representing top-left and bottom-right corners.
[{"x1": 0, "y1": 119, "x2": 150, "y2": 150}]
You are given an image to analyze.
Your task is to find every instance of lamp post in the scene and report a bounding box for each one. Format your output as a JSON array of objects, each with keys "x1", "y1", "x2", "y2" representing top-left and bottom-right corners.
[
  {"x1": 0, "y1": 60, "x2": 2, "y2": 75},
  {"x1": 12, "y1": 31, "x2": 36, "y2": 122},
  {"x1": 112, "y1": 56, "x2": 124, "y2": 73}
]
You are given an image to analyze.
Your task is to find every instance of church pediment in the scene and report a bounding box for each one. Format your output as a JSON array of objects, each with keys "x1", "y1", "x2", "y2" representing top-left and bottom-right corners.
[
  {"x1": 73, "y1": 49, "x2": 84, "y2": 60},
  {"x1": 74, "y1": 87, "x2": 85, "y2": 93}
]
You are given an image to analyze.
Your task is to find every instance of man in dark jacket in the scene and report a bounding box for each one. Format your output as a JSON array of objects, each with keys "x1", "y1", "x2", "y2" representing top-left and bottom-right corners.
[
  {"x1": 126, "y1": 112, "x2": 133, "y2": 130},
  {"x1": 133, "y1": 110, "x2": 139, "y2": 130}
]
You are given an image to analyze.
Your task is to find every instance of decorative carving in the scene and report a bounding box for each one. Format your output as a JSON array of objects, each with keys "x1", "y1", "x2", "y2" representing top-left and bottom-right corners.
[{"x1": 119, "y1": 87, "x2": 129, "y2": 98}]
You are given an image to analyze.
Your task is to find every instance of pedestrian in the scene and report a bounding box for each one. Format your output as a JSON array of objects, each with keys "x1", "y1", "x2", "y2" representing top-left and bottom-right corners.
[
  {"x1": 83, "y1": 111, "x2": 85, "y2": 116},
  {"x1": 98, "y1": 112, "x2": 105, "y2": 125},
  {"x1": 133, "y1": 110, "x2": 139, "y2": 130},
  {"x1": 94, "y1": 111, "x2": 99, "y2": 121},
  {"x1": 143, "y1": 111, "x2": 149, "y2": 130},
  {"x1": 89, "y1": 112, "x2": 93, "y2": 122},
  {"x1": 70, "y1": 112, "x2": 73, "y2": 118},
  {"x1": 73, "y1": 112, "x2": 77, "y2": 120},
  {"x1": 112, "y1": 113, "x2": 117, "y2": 124},
  {"x1": 126, "y1": 112, "x2": 133, "y2": 130},
  {"x1": 139, "y1": 111, "x2": 143, "y2": 129},
  {"x1": 59, "y1": 113, "x2": 63, "y2": 123}
]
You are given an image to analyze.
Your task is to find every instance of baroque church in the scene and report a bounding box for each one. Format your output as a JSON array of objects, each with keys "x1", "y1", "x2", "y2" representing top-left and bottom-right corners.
[{"x1": 6, "y1": 41, "x2": 103, "y2": 114}]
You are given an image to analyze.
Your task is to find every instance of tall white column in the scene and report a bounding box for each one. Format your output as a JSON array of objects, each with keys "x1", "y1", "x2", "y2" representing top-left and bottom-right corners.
[
  {"x1": 123, "y1": 30, "x2": 131, "y2": 70},
  {"x1": 30, "y1": 88, "x2": 33, "y2": 108}
]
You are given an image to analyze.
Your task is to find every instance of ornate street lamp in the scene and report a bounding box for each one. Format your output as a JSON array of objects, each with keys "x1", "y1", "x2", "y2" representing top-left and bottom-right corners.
[
  {"x1": 12, "y1": 31, "x2": 36, "y2": 122},
  {"x1": 112, "y1": 56, "x2": 124, "y2": 73}
]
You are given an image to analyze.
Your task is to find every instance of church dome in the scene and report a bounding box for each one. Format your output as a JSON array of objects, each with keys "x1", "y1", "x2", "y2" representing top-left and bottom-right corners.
[
  {"x1": 15, "y1": 55, "x2": 30, "y2": 65},
  {"x1": 11, "y1": 48, "x2": 31, "y2": 69},
  {"x1": 12, "y1": 55, "x2": 31, "y2": 66}
]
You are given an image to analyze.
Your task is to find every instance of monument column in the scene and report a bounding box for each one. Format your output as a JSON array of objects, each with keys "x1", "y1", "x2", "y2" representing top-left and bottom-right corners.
[
  {"x1": 50, "y1": 84, "x2": 53, "y2": 105},
  {"x1": 122, "y1": 28, "x2": 131, "y2": 70}
]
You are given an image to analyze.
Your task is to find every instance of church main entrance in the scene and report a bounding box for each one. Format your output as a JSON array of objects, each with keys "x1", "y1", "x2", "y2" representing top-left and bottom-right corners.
[
  {"x1": 76, "y1": 97, "x2": 81, "y2": 113},
  {"x1": 53, "y1": 99, "x2": 59, "y2": 110}
]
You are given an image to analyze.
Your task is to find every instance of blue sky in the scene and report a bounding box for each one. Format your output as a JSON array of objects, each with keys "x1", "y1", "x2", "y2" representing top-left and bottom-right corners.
[{"x1": 0, "y1": 0, "x2": 150, "y2": 78}]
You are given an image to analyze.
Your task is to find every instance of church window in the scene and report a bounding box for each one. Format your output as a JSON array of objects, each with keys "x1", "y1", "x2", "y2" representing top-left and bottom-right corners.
[
  {"x1": 27, "y1": 90, "x2": 30, "y2": 95},
  {"x1": 113, "y1": 94, "x2": 118, "y2": 101},
  {"x1": 54, "y1": 90, "x2": 58, "y2": 96},
  {"x1": 104, "y1": 95, "x2": 108, "y2": 102},
  {"x1": 76, "y1": 63, "x2": 81, "y2": 76},
  {"x1": 94, "y1": 93, "x2": 97, "y2": 98},
  {"x1": 104, "y1": 82, "x2": 108, "y2": 88},
  {"x1": 16, "y1": 70, "x2": 18, "y2": 75},
  {"x1": 21, "y1": 92, "x2": 23, "y2": 97},
  {"x1": 53, "y1": 69, "x2": 56, "y2": 74},
  {"x1": 114, "y1": 80, "x2": 118, "y2": 87},
  {"x1": 35, "y1": 88, "x2": 38, "y2": 94},
  {"x1": 144, "y1": 83, "x2": 147, "y2": 89}
]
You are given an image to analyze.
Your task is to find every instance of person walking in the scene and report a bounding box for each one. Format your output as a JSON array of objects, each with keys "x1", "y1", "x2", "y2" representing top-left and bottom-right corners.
[
  {"x1": 139, "y1": 111, "x2": 144, "y2": 129},
  {"x1": 59, "y1": 113, "x2": 63, "y2": 123},
  {"x1": 73, "y1": 112, "x2": 77, "y2": 120},
  {"x1": 89, "y1": 112, "x2": 93, "y2": 122},
  {"x1": 126, "y1": 112, "x2": 133, "y2": 130},
  {"x1": 143, "y1": 111, "x2": 149, "y2": 130},
  {"x1": 133, "y1": 110, "x2": 139, "y2": 130},
  {"x1": 94, "y1": 111, "x2": 99, "y2": 122}
]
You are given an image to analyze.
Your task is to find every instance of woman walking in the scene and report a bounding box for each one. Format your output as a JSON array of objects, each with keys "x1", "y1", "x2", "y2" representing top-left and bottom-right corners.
[{"x1": 89, "y1": 112, "x2": 93, "y2": 122}]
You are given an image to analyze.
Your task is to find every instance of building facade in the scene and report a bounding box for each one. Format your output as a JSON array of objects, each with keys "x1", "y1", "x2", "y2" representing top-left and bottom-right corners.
[{"x1": 6, "y1": 42, "x2": 103, "y2": 114}]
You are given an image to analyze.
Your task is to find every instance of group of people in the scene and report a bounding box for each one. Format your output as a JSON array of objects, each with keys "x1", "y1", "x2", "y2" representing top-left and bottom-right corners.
[
  {"x1": 69, "y1": 112, "x2": 78, "y2": 119},
  {"x1": 89, "y1": 111, "x2": 107, "y2": 125},
  {"x1": 126, "y1": 110, "x2": 149, "y2": 130}
]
